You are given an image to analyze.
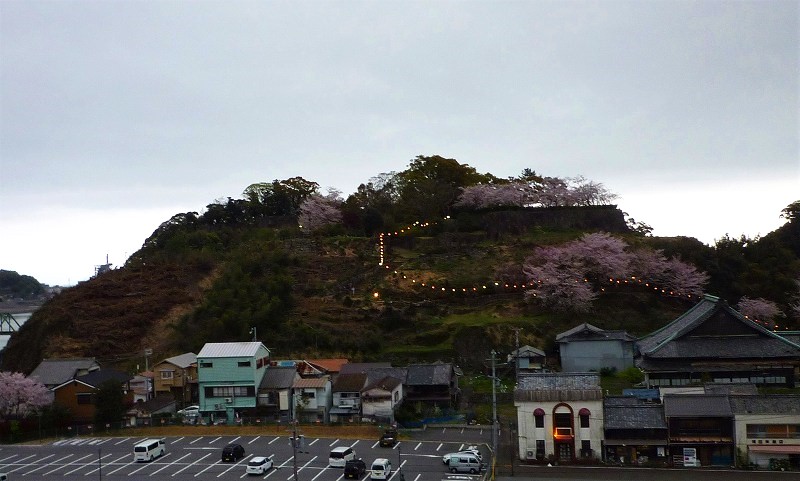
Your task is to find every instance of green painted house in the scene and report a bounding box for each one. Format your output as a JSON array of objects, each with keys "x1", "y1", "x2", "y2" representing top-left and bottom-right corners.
[{"x1": 197, "y1": 342, "x2": 271, "y2": 423}]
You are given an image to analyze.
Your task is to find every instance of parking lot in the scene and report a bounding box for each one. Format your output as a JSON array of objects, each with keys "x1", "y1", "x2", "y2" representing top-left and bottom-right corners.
[{"x1": 0, "y1": 429, "x2": 491, "y2": 481}]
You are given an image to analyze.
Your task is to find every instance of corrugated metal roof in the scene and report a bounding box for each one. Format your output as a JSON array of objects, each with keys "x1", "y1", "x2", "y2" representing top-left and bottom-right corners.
[
  {"x1": 293, "y1": 377, "x2": 330, "y2": 388},
  {"x1": 259, "y1": 366, "x2": 298, "y2": 389},
  {"x1": 197, "y1": 342, "x2": 267, "y2": 358},
  {"x1": 162, "y1": 352, "x2": 197, "y2": 368}
]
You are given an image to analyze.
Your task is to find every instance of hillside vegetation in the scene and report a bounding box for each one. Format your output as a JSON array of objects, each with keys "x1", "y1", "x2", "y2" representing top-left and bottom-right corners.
[{"x1": 3, "y1": 157, "x2": 798, "y2": 374}]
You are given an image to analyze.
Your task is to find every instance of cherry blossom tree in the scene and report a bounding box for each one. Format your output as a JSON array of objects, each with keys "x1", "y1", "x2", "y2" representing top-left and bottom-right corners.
[
  {"x1": 298, "y1": 190, "x2": 343, "y2": 232},
  {"x1": 737, "y1": 296, "x2": 783, "y2": 322},
  {"x1": 455, "y1": 182, "x2": 534, "y2": 209},
  {"x1": 0, "y1": 372, "x2": 51, "y2": 418},
  {"x1": 521, "y1": 232, "x2": 709, "y2": 311}
]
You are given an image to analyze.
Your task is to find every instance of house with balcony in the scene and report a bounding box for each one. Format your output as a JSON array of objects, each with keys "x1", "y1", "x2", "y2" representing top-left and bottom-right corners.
[
  {"x1": 153, "y1": 352, "x2": 197, "y2": 406},
  {"x1": 730, "y1": 394, "x2": 800, "y2": 469},
  {"x1": 197, "y1": 342, "x2": 270, "y2": 424},
  {"x1": 292, "y1": 376, "x2": 332, "y2": 423},
  {"x1": 361, "y1": 375, "x2": 404, "y2": 424},
  {"x1": 330, "y1": 372, "x2": 368, "y2": 422},
  {"x1": 514, "y1": 372, "x2": 604, "y2": 463}
]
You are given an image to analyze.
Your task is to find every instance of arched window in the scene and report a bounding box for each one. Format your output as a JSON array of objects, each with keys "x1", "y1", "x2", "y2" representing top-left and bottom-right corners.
[
  {"x1": 579, "y1": 408, "x2": 590, "y2": 428},
  {"x1": 534, "y1": 408, "x2": 545, "y2": 428}
]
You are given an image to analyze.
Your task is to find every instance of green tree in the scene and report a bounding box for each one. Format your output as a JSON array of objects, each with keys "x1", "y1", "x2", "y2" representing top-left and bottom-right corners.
[
  {"x1": 94, "y1": 380, "x2": 126, "y2": 429},
  {"x1": 243, "y1": 177, "x2": 320, "y2": 217},
  {"x1": 394, "y1": 155, "x2": 494, "y2": 223}
]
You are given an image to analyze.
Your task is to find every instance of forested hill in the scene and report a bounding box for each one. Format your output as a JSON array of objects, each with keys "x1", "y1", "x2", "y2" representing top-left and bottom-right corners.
[{"x1": 3, "y1": 157, "x2": 798, "y2": 375}]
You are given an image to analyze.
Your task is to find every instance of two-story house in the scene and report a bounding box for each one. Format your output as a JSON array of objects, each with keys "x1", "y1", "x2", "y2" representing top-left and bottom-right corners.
[
  {"x1": 361, "y1": 376, "x2": 404, "y2": 424},
  {"x1": 197, "y1": 342, "x2": 270, "y2": 424},
  {"x1": 293, "y1": 376, "x2": 332, "y2": 423},
  {"x1": 257, "y1": 365, "x2": 299, "y2": 421},
  {"x1": 514, "y1": 372, "x2": 604, "y2": 463},
  {"x1": 52, "y1": 368, "x2": 133, "y2": 424},
  {"x1": 557, "y1": 323, "x2": 635, "y2": 373},
  {"x1": 663, "y1": 394, "x2": 734, "y2": 466},
  {"x1": 153, "y1": 352, "x2": 197, "y2": 406},
  {"x1": 330, "y1": 372, "x2": 367, "y2": 422},
  {"x1": 730, "y1": 394, "x2": 800, "y2": 469}
]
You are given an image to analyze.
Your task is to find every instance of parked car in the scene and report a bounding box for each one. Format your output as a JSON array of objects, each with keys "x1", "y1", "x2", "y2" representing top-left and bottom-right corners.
[
  {"x1": 370, "y1": 458, "x2": 392, "y2": 480},
  {"x1": 222, "y1": 443, "x2": 245, "y2": 462},
  {"x1": 379, "y1": 428, "x2": 398, "y2": 447},
  {"x1": 344, "y1": 458, "x2": 367, "y2": 479},
  {"x1": 177, "y1": 405, "x2": 200, "y2": 415},
  {"x1": 447, "y1": 454, "x2": 483, "y2": 474},
  {"x1": 246, "y1": 456, "x2": 274, "y2": 475},
  {"x1": 442, "y1": 447, "x2": 481, "y2": 465}
]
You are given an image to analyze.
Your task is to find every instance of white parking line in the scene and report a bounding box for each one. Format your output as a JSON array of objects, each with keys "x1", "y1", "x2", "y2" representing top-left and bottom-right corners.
[
  {"x1": 150, "y1": 452, "x2": 191, "y2": 476},
  {"x1": 436, "y1": 443, "x2": 443, "y2": 451},
  {"x1": 287, "y1": 456, "x2": 317, "y2": 481},
  {"x1": 63, "y1": 453, "x2": 111, "y2": 475},
  {"x1": 24, "y1": 453, "x2": 74, "y2": 475},
  {"x1": 190, "y1": 437, "x2": 204, "y2": 444},
  {"x1": 96, "y1": 437, "x2": 113, "y2": 445},
  {"x1": 208, "y1": 436, "x2": 222, "y2": 444},
  {"x1": 230, "y1": 436, "x2": 242, "y2": 444},
  {"x1": 194, "y1": 458, "x2": 222, "y2": 477},
  {"x1": 172, "y1": 452, "x2": 210, "y2": 476},
  {"x1": 115, "y1": 437, "x2": 132, "y2": 445},
  {"x1": 0, "y1": 453, "x2": 18, "y2": 463},
  {"x1": 104, "y1": 456, "x2": 137, "y2": 476},
  {"x1": 310, "y1": 462, "x2": 328, "y2": 481},
  {"x1": 172, "y1": 436, "x2": 185, "y2": 444},
  {"x1": 329, "y1": 438, "x2": 340, "y2": 446},
  {"x1": 371, "y1": 441, "x2": 380, "y2": 448},
  {"x1": 4, "y1": 454, "x2": 40, "y2": 474},
  {"x1": 128, "y1": 453, "x2": 171, "y2": 476},
  {"x1": 84, "y1": 452, "x2": 130, "y2": 476},
  {"x1": 249, "y1": 436, "x2": 261, "y2": 444},
  {"x1": 268, "y1": 437, "x2": 280, "y2": 445},
  {"x1": 308, "y1": 439, "x2": 319, "y2": 446},
  {"x1": 412, "y1": 474, "x2": 421, "y2": 481},
  {"x1": 414, "y1": 442, "x2": 422, "y2": 451},
  {"x1": 217, "y1": 454, "x2": 251, "y2": 477},
  {"x1": 350, "y1": 440, "x2": 360, "y2": 448}
]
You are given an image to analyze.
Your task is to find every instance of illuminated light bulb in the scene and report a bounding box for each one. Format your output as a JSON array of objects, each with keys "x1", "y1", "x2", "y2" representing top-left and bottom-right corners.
[
  {"x1": 441, "y1": 288, "x2": 445, "y2": 291},
  {"x1": 462, "y1": 288, "x2": 466, "y2": 292},
  {"x1": 373, "y1": 292, "x2": 379, "y2": 298}
]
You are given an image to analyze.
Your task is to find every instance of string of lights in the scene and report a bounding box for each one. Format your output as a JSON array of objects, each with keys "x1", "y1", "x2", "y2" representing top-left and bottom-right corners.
[{"x1": 376, "y1": 219, "x2": 790, "y2": 331}]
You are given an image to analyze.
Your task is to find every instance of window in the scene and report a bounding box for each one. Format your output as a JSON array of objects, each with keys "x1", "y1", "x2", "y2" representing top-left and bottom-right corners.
[
  {"x1": 580, "y1": 414, "x2": 590, "y2": 428},
  {"x1": 301, "y1": 391, "x2": 316, "y2": 399},
  {"x1": 205, "y1": 386, "x2": 254, "y2": 398},
  {"x1": 535, "y1": 440, "x2": 545, "y2": 459},
  {"x1": 160, "y1": 370, "x2": 174, "y2": 380},
  {"x1": 238, "y1": 361, "x2": 251, "y2": 367},
  {"x1": 534, "y1": 413, "x2": 544, "y2": 428},
  {"x1": 581, "y1": 440, "x2": 591, "y2": 457},
  {"x1": 199, "y1": 361, "x2": 213, "y2": 368},
  {"x1": 77, "y1": 393, "x2": 93, "y2": 405}
]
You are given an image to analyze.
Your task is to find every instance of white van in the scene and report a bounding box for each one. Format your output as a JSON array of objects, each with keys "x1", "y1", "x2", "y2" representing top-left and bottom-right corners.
[
  {"x1": 370, "y1": 458, "x2": 392, "y2": 480},
  {"x1": 447, "y1": 454, "x2": 482, "y2": 474},
  {"x1": 134, "y1": 438, "x2": 166, "y2": 462},
  {"x1": 329, "y1": 446, "x2": 356, "y2": 467}
]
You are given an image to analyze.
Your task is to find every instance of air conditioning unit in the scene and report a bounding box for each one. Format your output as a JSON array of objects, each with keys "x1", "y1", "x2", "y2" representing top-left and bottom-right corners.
[
  {"x1": 526, "y1": 450, "x2": 535, "y2": 459},
  {"x1": 225, "y1": 397, "x2": 233, "y2": 403}
]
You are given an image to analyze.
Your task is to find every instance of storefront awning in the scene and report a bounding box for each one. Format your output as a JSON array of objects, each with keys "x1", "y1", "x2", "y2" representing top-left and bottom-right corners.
[
  {"x1": 749, "y1": 445, "x2": 800, "y2": 454},
  {"x1": 604, "y1": 439, "x2": 667, "y2": 446}
]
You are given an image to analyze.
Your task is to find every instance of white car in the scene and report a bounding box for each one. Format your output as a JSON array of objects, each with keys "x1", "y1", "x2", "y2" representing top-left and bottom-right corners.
[
  {"x1": 177, "y1": 405, "x2": 200, "y2": 415},
  {"x1": 246, "y1": 456, "x2": 274, "y2": 475},
  {"x1": 442, "y1": 447, "x2": 482, "y2": 465}
]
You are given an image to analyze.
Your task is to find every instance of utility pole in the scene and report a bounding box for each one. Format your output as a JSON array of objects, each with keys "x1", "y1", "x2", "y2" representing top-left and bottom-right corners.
[
  {"x1": 291, "y1": 420, "x2": 299, "y2": 481},
  {"x1": 491, "y1": 349, "x2": 498, "y2": 477},
  {"x1": 250, "y1": 327, "x2": 257, "y2": 342}
]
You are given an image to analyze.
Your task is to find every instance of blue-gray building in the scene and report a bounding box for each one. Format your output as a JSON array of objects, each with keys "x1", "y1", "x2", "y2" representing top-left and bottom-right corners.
[{"x1": 556, "y1": 323, "x2": 635, "y2": 373}]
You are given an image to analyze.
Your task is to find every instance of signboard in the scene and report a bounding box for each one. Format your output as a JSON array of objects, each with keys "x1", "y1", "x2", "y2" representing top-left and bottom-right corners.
[{"x1": 683, "y1": 447, "x2": 700, "y2": 467}]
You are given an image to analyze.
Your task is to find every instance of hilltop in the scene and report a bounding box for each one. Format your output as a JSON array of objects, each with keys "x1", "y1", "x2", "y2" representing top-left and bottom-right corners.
[{"x1": 3, "y1": 160, "x2": 798, "y2": 374}]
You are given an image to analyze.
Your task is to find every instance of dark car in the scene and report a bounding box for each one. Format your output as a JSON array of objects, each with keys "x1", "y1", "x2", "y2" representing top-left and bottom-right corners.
[
  {"x1": 222, "y1": 443, "x2": 245, "y2": 462},
  {"x1": 344, "y1": 458, "x2": 366, "y2": 479},
  {"x1": 379, "y1": 428, "x2": 398, "y2": 447}
]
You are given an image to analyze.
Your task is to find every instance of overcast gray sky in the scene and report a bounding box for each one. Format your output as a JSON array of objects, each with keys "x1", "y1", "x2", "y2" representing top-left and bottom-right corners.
[{"x1": 1, "y1": 0, "x2": 798, "y2": 287}]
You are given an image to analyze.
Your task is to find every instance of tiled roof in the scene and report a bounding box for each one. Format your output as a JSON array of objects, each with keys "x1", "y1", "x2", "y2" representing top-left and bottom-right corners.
[
  {"x1": 75, "y1": 368, "x2": 133, "y2": 388},
  {"x1": 364, "y1": 376, "x2": 402, "y2": 393},
  {"x1": 339, "y1": 362, "x2": 391, "y2": 374},
  {"x1": 306, "y1": 359, "x2": 349, "y2": 373},
  {"x1": 332, "y1": 373, "x2": 368, "y2": 392},
  {"x1": 259, "y1": 366, "x2": 298, "y2": 389},
  {"x1": 729, "y1": 395, "x2": 800, "y2": 415},
  {"x1": 517, "y1": 373, "x2": 600, "y2": 390},
  {"x1": 365, "y1": 367, "x2": 407, "y2": 386},
  {"x1": 663, "y1": 394, "x2": 732, "y2": 417},
  {"x1": 513, "y1": 345, "x2": 546, "y2": 357},
  {"x1": 636, "y1": 295, "x2": 800, "y2": 359},
  {"x1": 29, "y1": 358, "x2": 100, "y2": 387},
  {"x1": 704, "y1": 383, "x2": 758, "y2": 395},
  {"x1": 293, "y1": 377, "x2": 329, "y2": 389},
  {"x1": 604, "y1": 397, "x2": 667, "y2": 430},
  {"x1": 406, "y1": 363, "x2": 454, "y2": 386},
  {"x1": 198, "y1": 342, "x2": 267, "y2": 358},
  {"x1": 162, "y1": 352, "x2": 197, "y2": 369},
  {"x1": 556, "y1": 323, "x2": 635, "y2": 342}
]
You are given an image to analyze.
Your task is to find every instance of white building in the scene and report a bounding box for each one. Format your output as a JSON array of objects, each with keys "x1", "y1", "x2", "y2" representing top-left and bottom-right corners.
[
  {"x1": 730, "y1": 395, "x2": 800, "y2": 469},
  {"x1": 514, "y1": 373, "x2": 604, "y2": 463}
]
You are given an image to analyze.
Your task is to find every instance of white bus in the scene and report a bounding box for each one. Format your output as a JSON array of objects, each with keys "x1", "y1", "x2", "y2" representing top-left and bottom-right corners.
[{"x1": 134, "y1": 438, "x2": 166, "y2": 462}]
